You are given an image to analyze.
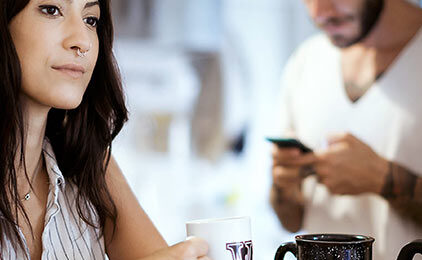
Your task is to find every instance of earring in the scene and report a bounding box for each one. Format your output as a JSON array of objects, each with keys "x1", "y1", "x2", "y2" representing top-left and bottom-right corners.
[
  {"x1": 77, "y1": 48, "x2": 87, "y2": 57},
  {"x1": 76, "y1": 43, "x2": 92, "y2": 58}
]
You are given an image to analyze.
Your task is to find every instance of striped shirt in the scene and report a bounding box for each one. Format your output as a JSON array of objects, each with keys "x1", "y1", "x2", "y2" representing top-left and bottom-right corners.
[{"x1": 2, "y1": 140, "x2": 106, "y2": 259}]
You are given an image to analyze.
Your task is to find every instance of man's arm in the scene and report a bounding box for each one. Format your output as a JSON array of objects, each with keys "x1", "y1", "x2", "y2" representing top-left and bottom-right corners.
[
  {"x1": 311, "y1": 133, "x2": 422, "y2": 227},
  {"x1": 270, "y1": 183, "x2": 304, "y2": 233},
  {"x1": 381, "y1": 162, "x2": 422, "y2": 227},
  {"x1": 270, "y1": 147, "x2": 317, "y2": 233}
]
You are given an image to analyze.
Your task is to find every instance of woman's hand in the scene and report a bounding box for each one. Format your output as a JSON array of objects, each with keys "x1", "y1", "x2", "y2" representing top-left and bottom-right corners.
[{"x1": 139, "y1": 237, "x2": 210, "y2": 260}]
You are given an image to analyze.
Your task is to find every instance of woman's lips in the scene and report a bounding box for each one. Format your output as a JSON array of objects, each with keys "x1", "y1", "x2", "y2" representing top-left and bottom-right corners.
[{"x1": 52, "y1": 64, "x2": 86, "y2": 79}]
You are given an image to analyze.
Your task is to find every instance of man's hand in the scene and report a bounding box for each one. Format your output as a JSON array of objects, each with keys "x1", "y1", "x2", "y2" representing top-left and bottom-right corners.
[
  {"x1": 272, "y1": 145, "x2": 317, "y2": 191},
  {"x1": 314, "y1": 133, "x2": 389, "y2": 195},
  {"x1": 271, "y1": 144, "x2": 317, "y2": 232}
]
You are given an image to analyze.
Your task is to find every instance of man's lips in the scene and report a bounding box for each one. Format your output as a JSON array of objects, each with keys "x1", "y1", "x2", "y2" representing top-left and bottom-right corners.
[
  {"x1": 52, "y1": 64, "x2": 86, "y2": 79},
  {"x1": 322, "y1": 23, "x2": 346, "y2": 35},
  {"x1": 319, "y1": 16, "x2": 355, "y2": 35}
]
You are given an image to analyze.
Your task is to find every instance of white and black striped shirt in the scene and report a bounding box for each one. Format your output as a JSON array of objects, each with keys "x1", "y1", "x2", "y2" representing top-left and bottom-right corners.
[{"x1": 2, "y1": 140, "x2": 106, "y2": 259}]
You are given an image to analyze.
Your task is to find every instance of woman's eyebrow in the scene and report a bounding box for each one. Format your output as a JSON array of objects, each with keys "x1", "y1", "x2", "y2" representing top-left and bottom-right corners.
[
  {"x1": 61, "y1": 0, "x2": 99, "y2": 9},
  {"x1": 84, "y1": 1, "x2": 99, "y2": 9}
]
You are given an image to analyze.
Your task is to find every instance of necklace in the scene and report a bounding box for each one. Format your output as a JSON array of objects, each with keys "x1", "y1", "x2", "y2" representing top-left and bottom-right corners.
[{"x1": 21, "y1": 156, "x2": 43, "y2": 202}]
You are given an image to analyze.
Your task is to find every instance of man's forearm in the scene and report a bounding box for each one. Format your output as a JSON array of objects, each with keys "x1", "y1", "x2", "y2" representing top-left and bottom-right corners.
[
  {"x1": 381, "y1": 162, "x2": 422, "y2": 226},
  {"x1": 270, "y1": 184, "x2": 304, "y2": 233}
]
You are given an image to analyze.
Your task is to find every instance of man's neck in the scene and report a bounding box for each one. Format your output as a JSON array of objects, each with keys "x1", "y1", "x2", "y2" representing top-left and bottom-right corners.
[
  {"x1": 340, "y1": 1, "x2": 422, "y2": 103},
  {"x1": 358, "y1": 0, "x2": 422, "y2": 50}
]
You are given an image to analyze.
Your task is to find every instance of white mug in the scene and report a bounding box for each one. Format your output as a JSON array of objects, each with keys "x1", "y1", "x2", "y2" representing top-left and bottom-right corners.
[{"x1": 186, "y1": 216, "x2": 253, "y2": 260}]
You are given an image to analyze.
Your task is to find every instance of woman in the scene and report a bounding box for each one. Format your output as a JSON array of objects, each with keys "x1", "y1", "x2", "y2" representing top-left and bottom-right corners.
[{"x1": 0, "y1": 0, "x2": 209, "y2": 259}]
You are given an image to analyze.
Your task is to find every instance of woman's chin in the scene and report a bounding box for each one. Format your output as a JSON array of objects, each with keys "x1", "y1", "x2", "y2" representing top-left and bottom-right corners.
[{"x1": 52, "y1": 96, "x2": 84, "y2": 110}]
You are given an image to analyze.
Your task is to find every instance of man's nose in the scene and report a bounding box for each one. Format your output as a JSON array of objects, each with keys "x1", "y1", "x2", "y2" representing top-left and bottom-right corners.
[{"x1": 307, "y1": 0, "x2": 336, "y2": 25}]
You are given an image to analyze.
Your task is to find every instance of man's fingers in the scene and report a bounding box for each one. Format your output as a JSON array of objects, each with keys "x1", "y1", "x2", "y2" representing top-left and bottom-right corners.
[
  {"x1": 327, "y1": 132, "x2": 362, "y2": 147},
  {"x1": 273, "y1": 166, "x2": 310, "y2": 189},
  {"x1": 284, "y1": 153, "x2": 318, "y2": 167},
  {"x1": 327, "y1": 132, "x2": 349, "y2": 144},
  {"x1": 298, "y1": 165, "x2": 317, "y2": 178},
  {"x1": 273, "y1": 148, "x2": 318, "y2": 167},
  {"x1": 272, "y1": 145, "x2": 301, "y2": 163},
  {"x1": 313, "y1": 163, "x2": 339, "y2": 187}
]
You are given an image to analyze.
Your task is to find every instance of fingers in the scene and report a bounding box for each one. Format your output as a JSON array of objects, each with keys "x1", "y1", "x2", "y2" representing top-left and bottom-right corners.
[
  {"x1": 272, "y1": 145, "x2": 300, "y2": 163},
  {"x1": 312, "y1": 164, "x2": 333, "y2": 192},
  {"x1": 273, "y1": 167, "x2": 301, "y2": 187},
  {"x1": 282, "y1": 153, "x2": 317, "y2": 167},
  {"x1": 327, "y1": 132, "x2": 350, "y2": 144},
  {"x1": 313, "y1": 164, "x2": 327, "y2": 180},
  {"x1": 313, "y1": 163, "x2": 350, "y2": 195},
  {"x1": 169, "y1": 237, "x2": 209, "y2": 259},
  {"x1": 327, "y1": 132, "x2": 363, "y2": 147},
  {"x1": 272, "y1": 145, "x2": 318, "y2": 167},
  {"x1": 298, "y1": 165, "x2": 317, "y2": 178},
  {"x1": 185, "y1": 237, "x2": 209, "y2": 257}
]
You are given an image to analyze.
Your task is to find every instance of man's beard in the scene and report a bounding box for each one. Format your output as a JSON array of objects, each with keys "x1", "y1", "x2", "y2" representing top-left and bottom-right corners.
[{"x1": 329, "y1": 0, "x2": 384, "y2": 48}]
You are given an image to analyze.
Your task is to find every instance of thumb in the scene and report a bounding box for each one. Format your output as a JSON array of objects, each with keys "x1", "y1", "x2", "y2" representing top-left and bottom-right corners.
[
  {"x1": 327, "y1": 132, "x2": 353, "y2": 146},
  {"x1": 171, "y1": 236, "x2": 209, "y2": 258},
  {"x1": 186, "y1": 236, "x2": 209, "y2": 256}
]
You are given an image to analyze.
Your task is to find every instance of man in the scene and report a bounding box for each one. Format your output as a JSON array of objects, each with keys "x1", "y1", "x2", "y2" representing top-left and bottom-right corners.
[{"x1": 270, "y1": 0, "x2": 422, "y2": 259}]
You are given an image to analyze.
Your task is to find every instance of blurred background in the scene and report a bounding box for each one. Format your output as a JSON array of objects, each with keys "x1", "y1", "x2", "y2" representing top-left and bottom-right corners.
[
  {"x1": 109, "y1": 1, "x2": 316, "y2": 258},
  {"x1": 108, "y1": 0, "x2": 422, "y2": 259}
]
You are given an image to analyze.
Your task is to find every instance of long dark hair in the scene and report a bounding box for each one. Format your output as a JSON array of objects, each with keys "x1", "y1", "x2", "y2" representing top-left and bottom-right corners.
[{"x1": 0, "y1": 0, "x2": 128, "y2": 256}]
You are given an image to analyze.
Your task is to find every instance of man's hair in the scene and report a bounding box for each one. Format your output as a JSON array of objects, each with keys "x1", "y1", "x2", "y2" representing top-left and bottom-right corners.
[{"x1": 0, "y1": 0, "x2": 128, "y2": 257}]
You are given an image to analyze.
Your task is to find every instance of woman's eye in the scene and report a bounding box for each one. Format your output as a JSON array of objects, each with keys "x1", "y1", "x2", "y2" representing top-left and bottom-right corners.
[
  {"x1": 84, "y1": 17, "x2": 99, "y2": 28},
  {"x1": 40, "y1": 5, "x2": 61, "y2": 16}
]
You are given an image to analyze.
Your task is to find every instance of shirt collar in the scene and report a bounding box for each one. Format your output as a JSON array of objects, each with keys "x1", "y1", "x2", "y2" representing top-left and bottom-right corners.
[{"x1": 42, "y1": 138, "x2": 66, "y2": 190}]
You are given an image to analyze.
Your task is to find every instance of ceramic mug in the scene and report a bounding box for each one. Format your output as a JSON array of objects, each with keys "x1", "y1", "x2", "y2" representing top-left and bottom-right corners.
[
  {"x1": 275, "y1": 234, "x2": 422, "y2": 260},
  {"x1": 186, "y1": 216, "x2": 253, "y2": 260}
]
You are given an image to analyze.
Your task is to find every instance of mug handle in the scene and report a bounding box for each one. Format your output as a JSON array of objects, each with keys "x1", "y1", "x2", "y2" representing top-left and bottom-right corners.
[
  {"x1": 274, "y1": 242, "x2": 298, "y2": 260},
  {"x1": 397, "y1": 239, "x2": 422, "y2": 260}
]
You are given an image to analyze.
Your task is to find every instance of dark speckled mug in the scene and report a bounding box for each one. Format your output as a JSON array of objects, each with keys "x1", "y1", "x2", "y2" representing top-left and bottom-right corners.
[
  {"x1": 275, "y1": 234, "x2": 422, "y2": 260},
  {"x1": 275, "y1": 234, "x2": 373, "y2": 260}
]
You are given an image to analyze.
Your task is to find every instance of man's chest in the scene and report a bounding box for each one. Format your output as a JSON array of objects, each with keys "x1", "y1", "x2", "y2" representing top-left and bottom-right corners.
[
  {"x1": 341, "y1": 49, "x2": 401, "y2": 102},
  {"x1": 289, "y1": 63, "x2": 421, "y2": 156}
]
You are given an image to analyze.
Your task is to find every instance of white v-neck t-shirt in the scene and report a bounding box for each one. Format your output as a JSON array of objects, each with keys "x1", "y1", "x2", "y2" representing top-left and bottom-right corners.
[{"x1": 276, "y1": 28, "x2": 422, "y2": 260}]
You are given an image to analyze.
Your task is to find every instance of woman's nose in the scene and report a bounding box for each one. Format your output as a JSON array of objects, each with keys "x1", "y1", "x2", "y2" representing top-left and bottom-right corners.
[{"x1": 62, "y1": 16, "x2": 92, "y2": 55}]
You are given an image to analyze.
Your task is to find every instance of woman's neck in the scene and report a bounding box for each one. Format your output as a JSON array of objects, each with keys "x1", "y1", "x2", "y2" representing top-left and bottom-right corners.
[{"x1": 17, "y1": 95, "x2": 50, "y2": 182}]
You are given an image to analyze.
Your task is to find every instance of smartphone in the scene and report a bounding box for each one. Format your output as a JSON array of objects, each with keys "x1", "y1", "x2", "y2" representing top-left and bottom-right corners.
[{"x1": 266, "y1": 137, "x2": 312, "y2": 153}]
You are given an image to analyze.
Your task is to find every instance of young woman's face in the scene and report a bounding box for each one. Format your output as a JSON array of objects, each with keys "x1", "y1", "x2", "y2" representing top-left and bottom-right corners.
[{"x1": 9, "y1": 0, "x2": 101, "y2": 110}]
